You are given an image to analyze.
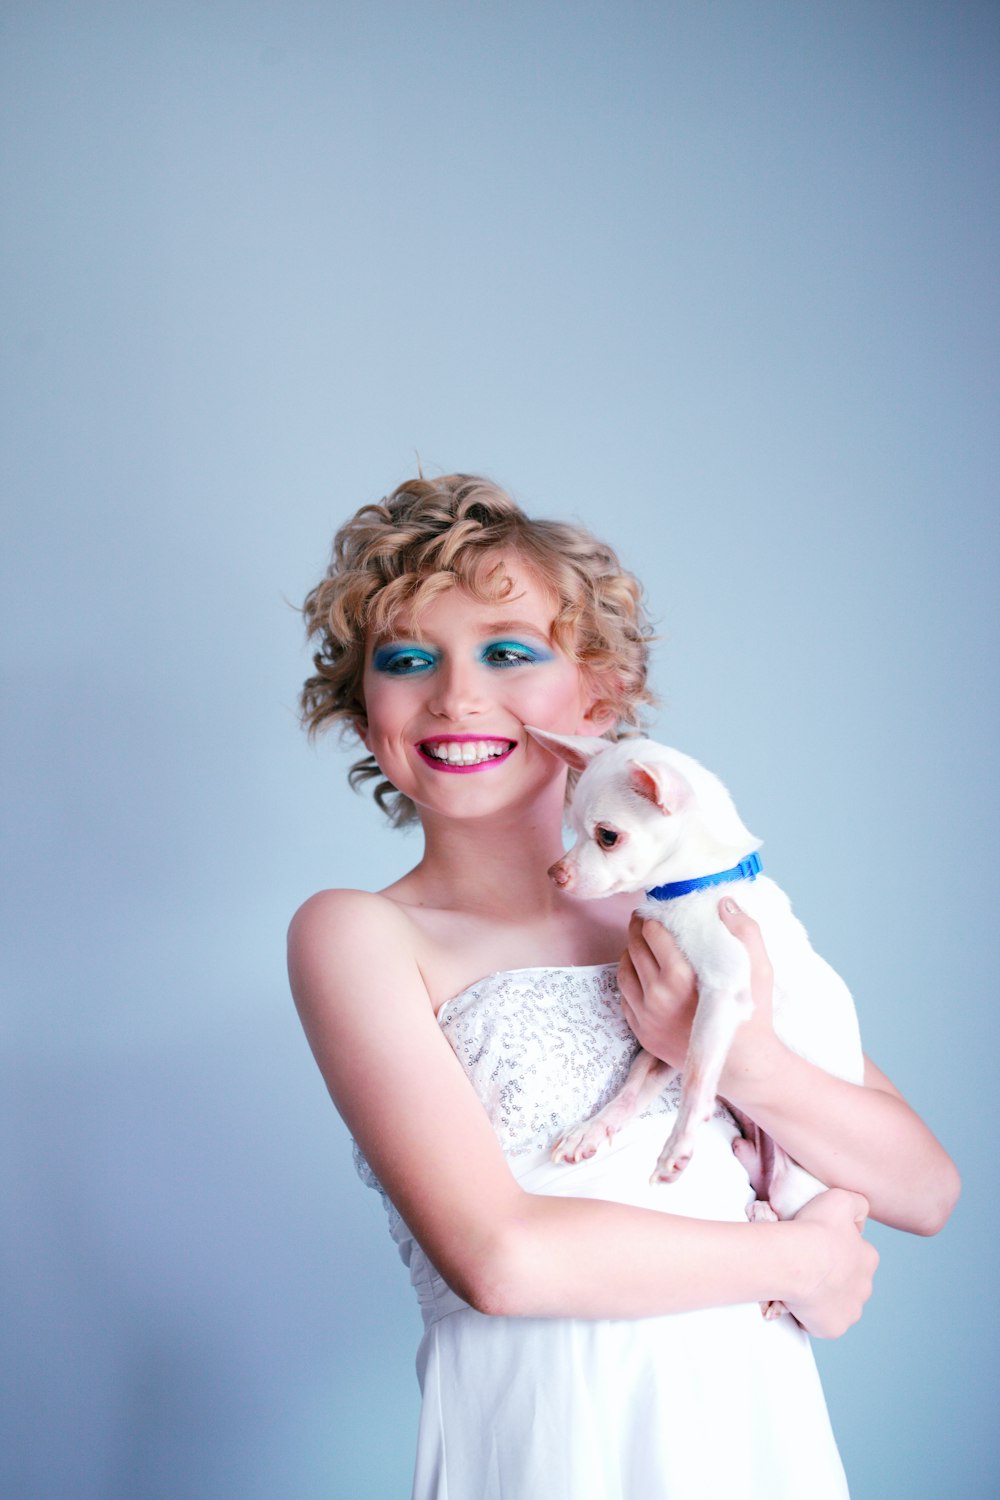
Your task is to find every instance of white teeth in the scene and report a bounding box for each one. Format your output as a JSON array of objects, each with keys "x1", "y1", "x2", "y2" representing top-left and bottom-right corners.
[{"x1": 424, "y1": 739, "x2": 511, "y2": 765}]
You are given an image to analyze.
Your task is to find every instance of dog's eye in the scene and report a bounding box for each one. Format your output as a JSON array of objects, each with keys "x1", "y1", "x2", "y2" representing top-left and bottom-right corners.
[{"x1": 596, "y1": 827, "x2": 620, "y2": 849}]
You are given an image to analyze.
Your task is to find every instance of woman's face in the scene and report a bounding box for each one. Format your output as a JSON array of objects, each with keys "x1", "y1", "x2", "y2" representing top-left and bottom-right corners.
[{"x1": 359, "y1": 557, "x2": 610, "y2": 824}]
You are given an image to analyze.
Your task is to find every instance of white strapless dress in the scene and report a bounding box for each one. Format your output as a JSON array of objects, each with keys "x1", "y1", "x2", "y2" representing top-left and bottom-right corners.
[{"x1": 354, "y1": 964, "x2": 849, "y2": 1500}]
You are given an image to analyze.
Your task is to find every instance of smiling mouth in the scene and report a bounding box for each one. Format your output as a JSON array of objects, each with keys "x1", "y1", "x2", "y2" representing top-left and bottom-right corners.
[{"x1": 417, "y1": 737, "x2": 517, "y2": 772}]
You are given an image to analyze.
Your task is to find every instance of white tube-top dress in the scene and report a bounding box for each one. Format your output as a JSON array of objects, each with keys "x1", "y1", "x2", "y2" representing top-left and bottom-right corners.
[{"x1": 353, "y1": 963, "x2": 850, "y2": 1500}]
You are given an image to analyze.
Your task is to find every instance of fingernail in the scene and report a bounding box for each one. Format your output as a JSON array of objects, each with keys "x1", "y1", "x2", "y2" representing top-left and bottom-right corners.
[{"x1": 722, "y1": 899, "x2": 738, "y2": 915}]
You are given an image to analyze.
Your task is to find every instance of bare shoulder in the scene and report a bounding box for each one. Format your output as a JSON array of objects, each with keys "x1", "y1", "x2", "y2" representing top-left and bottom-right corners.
[
  {"x1": 288, "y1": 886, "x2": 416, "y2": 957},
  {"x1": 287, "y1": 887, "x2": 428, "y2": 1024}
]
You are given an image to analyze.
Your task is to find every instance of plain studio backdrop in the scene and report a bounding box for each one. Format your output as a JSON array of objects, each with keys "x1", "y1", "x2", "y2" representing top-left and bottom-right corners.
[{"x1": 2, "y1": 3, "x2": 997, "y2": 1497}]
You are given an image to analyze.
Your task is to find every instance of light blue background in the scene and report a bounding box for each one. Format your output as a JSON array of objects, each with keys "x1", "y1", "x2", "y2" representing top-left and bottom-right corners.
[{"x1": 3, "y1": 3, "x2": 997, "y2": 1497}]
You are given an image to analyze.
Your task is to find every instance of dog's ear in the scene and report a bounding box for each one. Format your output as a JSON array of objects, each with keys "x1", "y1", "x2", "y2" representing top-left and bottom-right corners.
[
  {"x1": 524, "y1": 726, "x2": 611, "y2": 772},
  {"x1": 627, "y1": 759, "x2": 690, "y2": 816}
]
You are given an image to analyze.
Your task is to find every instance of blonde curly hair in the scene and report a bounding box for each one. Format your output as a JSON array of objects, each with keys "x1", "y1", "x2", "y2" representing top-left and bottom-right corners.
[{"x1": 300, "y1": 473, "x2": 656, "y2": 826}]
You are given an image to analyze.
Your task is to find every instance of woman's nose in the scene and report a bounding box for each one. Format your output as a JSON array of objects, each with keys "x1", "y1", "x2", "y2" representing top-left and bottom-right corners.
[{"x1": 427, "y1": 658, "x2": 486, "y2": 720}]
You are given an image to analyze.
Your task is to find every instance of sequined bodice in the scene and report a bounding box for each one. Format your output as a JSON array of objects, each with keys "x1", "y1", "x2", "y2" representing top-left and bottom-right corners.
[
  {"x1": 435, "y1": 963, "x2": 682, "y2": 1156},
  {"x1": 353, "y1": 965, "x2": 684, "y2": 1203}
]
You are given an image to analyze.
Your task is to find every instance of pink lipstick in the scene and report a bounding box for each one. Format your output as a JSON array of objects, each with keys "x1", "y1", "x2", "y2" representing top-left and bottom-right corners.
[{"x1": 417, "y1": 735, "x2": 517, "y2": 774}]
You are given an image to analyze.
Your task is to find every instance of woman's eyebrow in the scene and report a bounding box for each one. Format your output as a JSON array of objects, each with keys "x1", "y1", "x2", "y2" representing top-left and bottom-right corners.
[
  {"x1": 367, "y1": 628, "x2": 429, "y2": 649},
  {"x1": 478, "y1": 618, "x2": 555, "y2": 642},
  {"x1": 367, "y1": 617, "x2": 555, "y2": 650}
]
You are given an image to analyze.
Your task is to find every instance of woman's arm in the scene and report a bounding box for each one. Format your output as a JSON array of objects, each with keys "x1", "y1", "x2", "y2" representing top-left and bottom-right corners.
[
  {"x1": 288, "y1": 888, "x2": 877, "y2": 1334},
  {"x1": 617, "y1": 903, "x2": 961, "y2": 1237}
]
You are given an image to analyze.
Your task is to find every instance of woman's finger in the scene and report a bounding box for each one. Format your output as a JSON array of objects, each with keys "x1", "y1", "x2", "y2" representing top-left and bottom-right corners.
[
  {"x1": 846, "y1": 1190, "x2": 871, "y2": 1233},
  {"x1": 718, "y1": 894, "x2": 761, "y2": 949},
  {"x1": 718, "y1": 897, "x2": 773, "y2": 983},
  {"x1": 617, "y1": 949, "x2": 642, "y2": 1008},
  {"x1": 626, "y1": 915, "x2": 672, "y2": 992},
  {"x1": 625, "y1": 945, "x2": 657, "y2": 996},
  {"x1": 640, "y1": 918, "x2": 691, "y2": 973}
]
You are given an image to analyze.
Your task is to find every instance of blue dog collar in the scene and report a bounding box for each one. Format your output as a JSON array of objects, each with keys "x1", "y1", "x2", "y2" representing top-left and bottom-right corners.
[{"x1": 645, "y1": 851, "x2": 763, "y2": 903}]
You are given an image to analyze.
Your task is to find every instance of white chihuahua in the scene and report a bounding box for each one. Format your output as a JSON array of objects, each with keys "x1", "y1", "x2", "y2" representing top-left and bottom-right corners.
[{"x1": 527, "y1": 727, "x2": 864, "y2": 1238}]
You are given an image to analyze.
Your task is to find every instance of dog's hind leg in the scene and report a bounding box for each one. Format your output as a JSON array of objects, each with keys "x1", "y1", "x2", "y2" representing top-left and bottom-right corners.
[
  {"x1": 553, "y1": 1048, "x2": 674, "y2": 1163},
  {"x1": 766, "y1": 1148, "x2": 825, "y2": 1222},
  {"x1": 729, "y1": 1111, "x2": 776, "y2": 1204},
  {"x1": 731, "y1": 1128, "x2": 826, "y2": 1320},
  {"x1": 730, "y1": 1121, "x2": 787, "y2": 1318}
]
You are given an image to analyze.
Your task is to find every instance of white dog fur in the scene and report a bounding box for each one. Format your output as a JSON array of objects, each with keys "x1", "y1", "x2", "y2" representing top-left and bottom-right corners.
[{"x1": 526, "y1": 728, "x2": 864, "y2": 1245}]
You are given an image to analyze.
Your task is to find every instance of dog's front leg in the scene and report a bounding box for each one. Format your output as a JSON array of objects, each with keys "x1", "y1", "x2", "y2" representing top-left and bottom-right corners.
[
  {"x1": 652, "y1": 982, "x2": 753, "y2": 1183},
  {"x1": 553, "y1": 1048, "x2": 674, "y2": 1163}
]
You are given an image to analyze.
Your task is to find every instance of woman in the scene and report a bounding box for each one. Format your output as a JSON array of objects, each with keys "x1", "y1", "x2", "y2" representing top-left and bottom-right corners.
[{"x1": 288, "y1": 473, "x2": 958, "y2": 1498}]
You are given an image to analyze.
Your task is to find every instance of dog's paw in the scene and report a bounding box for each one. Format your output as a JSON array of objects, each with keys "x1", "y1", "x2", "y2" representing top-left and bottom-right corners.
[
  {"x1": 732, "y1": 1133, "x2": 763, "y2": 1177},
  {"x1": 651, "y1": 1148, "x2": 691, "y2": 1184},
  {"x1": 552, "y1": 1121, "x2": 612, "y2": 1164},
  {"x1": 746, "y1": 1198, "x2": 779, "y2": 1225},
  {"x1": 761, "y1": 1299, "x2": 787, "y2": 1321}
]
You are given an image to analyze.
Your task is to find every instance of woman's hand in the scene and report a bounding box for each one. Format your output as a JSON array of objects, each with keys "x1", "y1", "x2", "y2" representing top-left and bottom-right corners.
[
  {"x1": 617, "y1": 911, "x2": 698, "y2": 1068},
  {"x1": 618, "y1": 899, "x2": 781, "y2": 1096},
  {"x1": 783, "y1": 1188, "x2": 879, "y2": 1338}
]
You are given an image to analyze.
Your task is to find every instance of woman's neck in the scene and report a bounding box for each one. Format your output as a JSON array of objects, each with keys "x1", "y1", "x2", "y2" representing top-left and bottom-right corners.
[{"x1": 388, "y1": 787, "x2": 571, "y2": 920}]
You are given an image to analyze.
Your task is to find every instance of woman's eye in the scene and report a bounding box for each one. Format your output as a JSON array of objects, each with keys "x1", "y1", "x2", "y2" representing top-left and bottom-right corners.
[
  {"x1": 482, "y1": 640, "x2": 542, "y2": 667},
  {"x1": 372, "y1": 647, "x2": 437, "y2": 676},
  {"x1": 596, "y1": 827, "x2": 620, "y2": 849}
]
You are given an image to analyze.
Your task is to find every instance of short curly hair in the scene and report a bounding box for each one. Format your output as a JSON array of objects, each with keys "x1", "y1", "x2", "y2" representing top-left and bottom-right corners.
[{"x1": 300, "y1": 473, "x2": 656, "y2": 826}]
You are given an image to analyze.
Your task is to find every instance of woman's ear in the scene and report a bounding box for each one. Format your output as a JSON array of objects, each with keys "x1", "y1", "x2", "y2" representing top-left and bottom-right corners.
[
  {"x1": 352, "y1": 716, "x2": 371, "y2": 751},
  {"x1": 579, "y1": 673, "x2": 620, "y2": 736},
  {"x1": 583, "y1": 702, "x2": 617, "y2": 734}
]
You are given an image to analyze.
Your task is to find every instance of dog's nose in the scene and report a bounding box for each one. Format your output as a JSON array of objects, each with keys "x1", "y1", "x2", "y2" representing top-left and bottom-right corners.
[{"x1": 548, "y1": 858, "x2": 573, "y2": 888}]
